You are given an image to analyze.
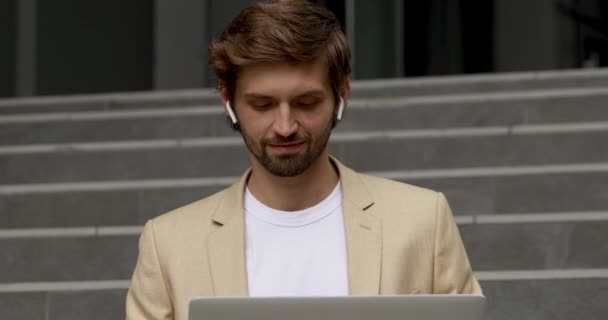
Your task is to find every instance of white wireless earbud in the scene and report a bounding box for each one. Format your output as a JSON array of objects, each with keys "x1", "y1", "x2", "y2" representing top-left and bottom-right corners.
[
  {"x1": 226, "y1": 101, "x2": 238, "y2": 124},
  {"x1": 337, "y1": 97, "x2": 345, "y2": 121}
]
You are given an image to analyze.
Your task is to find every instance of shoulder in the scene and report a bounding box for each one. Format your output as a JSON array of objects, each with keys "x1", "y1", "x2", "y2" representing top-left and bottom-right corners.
[
  {"x1": 350, "y1": 172, "x2": 448, "y2": 228},
  {"x1": 356, "y1": 172, "x2": 441, "y2": 205},
  {"x1": 146, "y1": 186, "x2": 232, "y2": 236}
]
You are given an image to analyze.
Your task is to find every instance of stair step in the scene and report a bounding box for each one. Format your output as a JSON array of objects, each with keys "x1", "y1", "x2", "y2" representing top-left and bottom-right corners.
[
  {"x1": 0, "y1": 235, "x2": 137, "y2": 283},
  {"x1": 1, "y1": 221, "x2": 607, "y2": 283},
  {"x1": 0, "y1": 89, "x2": 219, "y2": 115},
  {"x1": 349, "y1": 68, "x2": 608, "y2": 98},
  {"x1": 461, "y1": 222, "x2": 608, "y2": 271},
  {"x1": 2, "y1": 277, "x2": 606, "y2": 320},
  {"x1": 2, "y1": 88, "x2": 608, "y2": 145},
  {"x1": 481, "y1": 278, "x2": 608, "y2": 320},
  {"x1": 1, "y1": 128, "x2": 606, "y2": 184},
  {"x1": 2, "y1": 169, "x2": 607, "y2": 229},
  {"x1": 2, "y1": 68, "x2": 608, "y2": 114},
  {"x1": 0, "y1": 289, "x2": 127, "y2": 320}
]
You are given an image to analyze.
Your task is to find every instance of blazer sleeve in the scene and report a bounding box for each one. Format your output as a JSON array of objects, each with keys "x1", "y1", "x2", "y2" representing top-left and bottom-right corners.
[
  {"x1": 126, "y1": 220, "x2": 174, "y2": 320},
  {"x1": 432, "y1": 192, "x2": 483, "y2": 294}
]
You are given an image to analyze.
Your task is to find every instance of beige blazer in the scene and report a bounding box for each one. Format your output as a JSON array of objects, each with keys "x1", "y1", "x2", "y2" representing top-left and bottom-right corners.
[{"x1": 126, "y1": 157, "x2": 482, "y2": 320}]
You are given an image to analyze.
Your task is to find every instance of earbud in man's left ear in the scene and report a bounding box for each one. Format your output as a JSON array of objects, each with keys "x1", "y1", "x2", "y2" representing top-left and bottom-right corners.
[{"x1": 337, "y1": 97, "x2": 345, "y2": 121}]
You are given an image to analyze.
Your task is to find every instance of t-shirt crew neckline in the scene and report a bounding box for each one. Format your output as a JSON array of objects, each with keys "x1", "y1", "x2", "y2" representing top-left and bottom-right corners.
[{"x1": 244, "y1": 182, "x2": 342, "y2": 228}]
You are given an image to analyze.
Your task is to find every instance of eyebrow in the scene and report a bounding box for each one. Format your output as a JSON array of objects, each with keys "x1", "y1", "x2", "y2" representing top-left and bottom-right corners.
[
  {"x1": 293, "y1": 90, "x2": 326, "y2": 98},
  {"x1": 243, "y1": 93, "x2": 273, "y2": 100},
  {"x1": 242, "y1": 90, "x2": 326, "y2": 100}
]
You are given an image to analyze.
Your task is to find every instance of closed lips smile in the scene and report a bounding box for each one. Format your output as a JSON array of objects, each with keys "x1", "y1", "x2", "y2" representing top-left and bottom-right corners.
[
  {"x1": 268, "y1": 142, "x2": 305, "y2": 151},
  {"x1": 270, "y1": 142, "x2": 304, "y2": 147}
]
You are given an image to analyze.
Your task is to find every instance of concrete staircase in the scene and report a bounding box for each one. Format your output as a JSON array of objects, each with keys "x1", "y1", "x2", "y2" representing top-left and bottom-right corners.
[{"x1": 1, "y1": 68, "x2": 608, "y2": 320}]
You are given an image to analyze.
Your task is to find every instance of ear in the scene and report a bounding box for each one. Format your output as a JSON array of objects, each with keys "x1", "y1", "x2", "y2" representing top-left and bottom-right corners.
[
  {"x1": 342, "y1": 78, "x2": 351, "y2": 99},
  {"x1": 218, "y1": 81, "x2": 235, "y2": 121},
  {"x1": 218, "y1": 81, "x2": 229, "y2": 108}
]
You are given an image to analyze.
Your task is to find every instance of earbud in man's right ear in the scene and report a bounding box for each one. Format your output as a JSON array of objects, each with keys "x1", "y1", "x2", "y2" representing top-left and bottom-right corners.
[
  {"x1": 226, "y1": 101, "x2": 238, "y2": 124},
  {"x1": 226, "y1": 101, "x2": 240, "y2": 131}
]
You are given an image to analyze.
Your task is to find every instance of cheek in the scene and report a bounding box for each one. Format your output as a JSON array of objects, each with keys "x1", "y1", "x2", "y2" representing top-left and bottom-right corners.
[
  {"x1": 238, "y1": 112, "x2": 271, "y2": 137},
  {"x1": 241, "y1": 124, "x2": 264, "y2": 144},
  {"x1": 300, "y1": 106, "x2": 334, "y2": 127},
  {"x1": 308, "y1": 110, "x2": 335, "y2": 132}
]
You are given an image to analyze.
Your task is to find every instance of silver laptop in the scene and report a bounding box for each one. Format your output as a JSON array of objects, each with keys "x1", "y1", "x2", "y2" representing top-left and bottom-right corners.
[{"x1": 190, "y1": 295, "x2": 485, "y2": 320}]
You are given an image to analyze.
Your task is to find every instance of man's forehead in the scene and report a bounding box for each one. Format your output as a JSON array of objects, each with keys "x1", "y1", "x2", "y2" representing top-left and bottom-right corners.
[{"x1": 235, "y1": 60, "x2": 331, "y2": 98}]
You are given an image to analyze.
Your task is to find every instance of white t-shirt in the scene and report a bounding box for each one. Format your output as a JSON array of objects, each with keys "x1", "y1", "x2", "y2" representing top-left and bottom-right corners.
[{"x1": 244, "y1": 182, "x2": 349, "y2": 297}]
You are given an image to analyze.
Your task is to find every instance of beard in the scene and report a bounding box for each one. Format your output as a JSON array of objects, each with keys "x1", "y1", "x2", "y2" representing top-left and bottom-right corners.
[{"x1": 240, "y1": 116, "x2": 334, "y2": 177}]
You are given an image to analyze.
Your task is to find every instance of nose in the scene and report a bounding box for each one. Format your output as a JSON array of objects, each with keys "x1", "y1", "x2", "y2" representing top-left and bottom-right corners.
[{"x1": 272, "y1": 103, "x2": 299, "y2": 137}]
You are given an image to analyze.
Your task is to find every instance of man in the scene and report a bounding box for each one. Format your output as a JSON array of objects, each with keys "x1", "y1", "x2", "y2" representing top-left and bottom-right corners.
[{"x1": 126, "y1": 1, "x2": 482, "y2": 319}]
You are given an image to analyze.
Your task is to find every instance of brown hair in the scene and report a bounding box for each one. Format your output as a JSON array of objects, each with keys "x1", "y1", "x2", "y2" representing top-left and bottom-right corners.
[{"x1": 209, "y1": 0, "x2": 351, "y2": 105}]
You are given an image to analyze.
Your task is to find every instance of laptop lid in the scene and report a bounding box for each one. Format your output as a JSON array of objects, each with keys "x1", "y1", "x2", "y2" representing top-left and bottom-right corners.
[{"x1": 189, "y1": 295, "x2": 485, "y2": 320}]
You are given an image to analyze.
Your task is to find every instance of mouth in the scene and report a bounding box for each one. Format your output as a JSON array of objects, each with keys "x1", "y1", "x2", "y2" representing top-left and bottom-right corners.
[{"x1": 267, "y1": 141, "x2": 306, "y2": 153}]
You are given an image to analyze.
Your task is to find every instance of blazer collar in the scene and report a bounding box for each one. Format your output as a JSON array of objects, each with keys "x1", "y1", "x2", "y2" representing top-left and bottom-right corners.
[
  {"x1": 207, "y1": 169, "x2": 251, "y2": 296},
  {"x1": 207, "y1": 157, "x2": 382, "y2": 296},
  {"x1": 210, "y1": 169, "x2": 251, "y2": 226},
  {"x1": 332, "y1": 157, "x2": 382, "y2": 295}
]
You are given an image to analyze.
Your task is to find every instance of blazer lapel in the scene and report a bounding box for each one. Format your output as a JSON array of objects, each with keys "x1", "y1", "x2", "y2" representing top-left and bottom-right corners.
[
  {"x1": 333, "y1": 157, "x2": 382, "y2": 295},
  {"x1": 207, "y1": 170, "x2": 251, "y2": 296}
]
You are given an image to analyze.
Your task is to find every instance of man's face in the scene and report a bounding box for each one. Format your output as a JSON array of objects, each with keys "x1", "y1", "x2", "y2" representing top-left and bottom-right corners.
[{"x1": 229, "y1": 59, "x2": 338, "y2": 177}]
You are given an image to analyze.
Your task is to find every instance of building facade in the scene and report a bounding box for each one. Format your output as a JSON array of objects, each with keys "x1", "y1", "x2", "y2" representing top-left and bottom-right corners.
[{"x1": 1, "y1": 0, "x2": 607, "y2": 98}]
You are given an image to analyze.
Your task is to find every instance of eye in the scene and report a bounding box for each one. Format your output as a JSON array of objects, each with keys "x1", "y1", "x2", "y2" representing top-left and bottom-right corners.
[
  {"x1": 250, "y1": 101, "x2": 273, "y2": 111},
  {"x1": 295, "y1": 97, "x2": 320, "y2": 108},
  {"x1": 253, "y1": 103, "x2": 271, "y2": 109}
]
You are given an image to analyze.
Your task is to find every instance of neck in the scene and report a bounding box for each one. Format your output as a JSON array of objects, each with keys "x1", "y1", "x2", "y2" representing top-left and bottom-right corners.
[{"x1": 246, "y1": 152, "x2": 339, "y2": 212}]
